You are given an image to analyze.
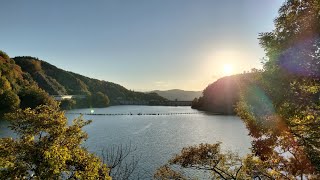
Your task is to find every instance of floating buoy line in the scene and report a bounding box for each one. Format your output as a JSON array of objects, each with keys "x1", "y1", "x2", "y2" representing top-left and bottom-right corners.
[{"x1": 66, "y1": 112, "x2": 200, "y2": 116}]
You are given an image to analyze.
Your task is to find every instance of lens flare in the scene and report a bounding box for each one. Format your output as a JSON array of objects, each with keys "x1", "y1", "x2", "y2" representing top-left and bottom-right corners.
[{"x1": 278, "y1": 37, "x2": 320, "y2": 78}]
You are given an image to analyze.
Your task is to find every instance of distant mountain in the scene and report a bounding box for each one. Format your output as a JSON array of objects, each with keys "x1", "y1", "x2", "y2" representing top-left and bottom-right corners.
[
  {"x1": 13, "y1": 56, "x2": 167, "y2": 106},
  {"x1": 151, "y1": 89, "x2": 202, "y2": 101}
]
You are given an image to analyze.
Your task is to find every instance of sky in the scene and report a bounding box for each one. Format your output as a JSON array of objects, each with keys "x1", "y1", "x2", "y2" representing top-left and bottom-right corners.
[{"x1": 1, "y1": 0, "x2": 284, "y2": 91}]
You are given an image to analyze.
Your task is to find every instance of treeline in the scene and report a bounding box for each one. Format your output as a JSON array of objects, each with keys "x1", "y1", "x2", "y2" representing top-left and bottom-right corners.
[{"x1": 59, "y1": 92, "x2": 110, "y2": 110}]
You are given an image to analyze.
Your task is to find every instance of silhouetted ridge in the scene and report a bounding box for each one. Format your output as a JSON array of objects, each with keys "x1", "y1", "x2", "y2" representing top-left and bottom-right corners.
[{"x1": 192, "y1": 73, "x2": 256, "y2": 115}]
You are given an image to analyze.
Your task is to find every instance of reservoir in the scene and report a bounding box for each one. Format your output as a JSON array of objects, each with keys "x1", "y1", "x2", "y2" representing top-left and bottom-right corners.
[
  {"x1": 67, "y1": 106, "x2": 252, "y2": 179},
  {"x1": 0, "y1": 105, "x2": 252, "y2": 179}
]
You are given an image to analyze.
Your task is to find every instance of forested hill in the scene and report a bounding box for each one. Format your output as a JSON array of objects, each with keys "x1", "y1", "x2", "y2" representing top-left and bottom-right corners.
[
  {"x1": 13, "y1": 56, "x2": 167, "y2": 105},
  {"x1": 191, "y1": 73, "x2": 257, "y2": 115}
]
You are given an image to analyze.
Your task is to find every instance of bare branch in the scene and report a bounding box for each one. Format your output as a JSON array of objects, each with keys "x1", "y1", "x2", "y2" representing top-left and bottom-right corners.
[{"x1": 100, "y1": 142, "x2": 140, "y2": 180}]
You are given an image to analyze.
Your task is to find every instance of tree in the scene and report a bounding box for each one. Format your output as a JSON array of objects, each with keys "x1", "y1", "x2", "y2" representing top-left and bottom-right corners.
[
  {"x1": 157, "y1": 1, "x2": 320, "y2": 179},
  {"x1": 0, "y1": 105, "x2": 111, "y2": 179},
  {"x1": 91, "y1": 92, "x2": 110, "y2": 108},
  {"x1": 154, "y1": 142, "x2": 319, "y2": 179},
  {"x1": 236, "y1": 0, "x2": 320, "y2": 178},
  {"x1": 154, "y1": 165, "x2": 188, "y2": 180},
  {"x1": 0, "y1": 90, "x2": 20, "y2": 116},
  {"x1": 154, "y1": 143, "x2": 270, "y2": 180},
  {"x1": 18, "y1": 86, "x2": 57, "y2": 109},
  {"x1": 60, "y1": 99, "x2": 76, "y2": 110},
  {"x1": 0, "y1": 76, "x2": 12, "y2": 93},
  {"x1": 101, "y1": 143, "x2": 141, "y2": 180},
  {"x1": 0, "y1": 50, "x2": 10, "y2": 60}
]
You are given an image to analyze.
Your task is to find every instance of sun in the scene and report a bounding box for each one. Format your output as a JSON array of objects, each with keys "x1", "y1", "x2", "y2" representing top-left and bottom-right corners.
[{"x1": 223, "y1": 64, "x2": 233, "y2": 75}]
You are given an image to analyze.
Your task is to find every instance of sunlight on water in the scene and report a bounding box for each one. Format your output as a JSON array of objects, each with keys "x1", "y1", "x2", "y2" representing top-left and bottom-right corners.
[{"x1": 65, "y1": 106, "x2": 252, "y2": 179}]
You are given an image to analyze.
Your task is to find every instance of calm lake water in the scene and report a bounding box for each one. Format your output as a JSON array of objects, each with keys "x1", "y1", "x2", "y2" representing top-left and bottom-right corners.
[{"x1": 0, "y1": 105, "x2": 252, "y2": 179}]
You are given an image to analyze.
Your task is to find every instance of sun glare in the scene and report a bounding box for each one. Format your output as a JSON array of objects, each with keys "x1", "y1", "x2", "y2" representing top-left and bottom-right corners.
[{"x1": 223, "y1": 64, "x2": 233, "y2": 75}]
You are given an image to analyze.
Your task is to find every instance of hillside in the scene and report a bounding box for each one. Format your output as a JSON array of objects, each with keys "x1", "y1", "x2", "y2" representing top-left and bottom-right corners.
[
  {"x1": 13, "y1": 56, "x2": 167, "y2": 106},
  {"x1": 151, "y1": 89, "x2": 202, "y2": 101},
  {"x1": 192, "y1": 73, "x2": 257, "y2": 114},
  {"x1": 0, "y1": 51, "x2": 56, "y2": 116}
]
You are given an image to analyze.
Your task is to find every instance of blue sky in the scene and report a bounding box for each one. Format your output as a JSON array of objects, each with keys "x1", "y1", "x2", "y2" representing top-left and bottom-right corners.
[{"x1": 1, "y1": 0, "x2": 284, "y2": 91}]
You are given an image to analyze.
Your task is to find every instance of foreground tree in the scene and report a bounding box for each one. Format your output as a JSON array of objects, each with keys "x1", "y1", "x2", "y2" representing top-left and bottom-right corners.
[
  {"x1": 154, "y1": 143, "x2": 246, "y2": 179},
  {"x1": 154, "y1": 143, "x2": 286, "y2": 179},
  {"x1": 154, "y1": 142, "x2": 319, "y2": 179},
  {"x1": 236, "y1": 0, "x2": 320, "y2": 178},
  {"x1": 0, "y1": 105, "x2": 111, "y2": 179}
]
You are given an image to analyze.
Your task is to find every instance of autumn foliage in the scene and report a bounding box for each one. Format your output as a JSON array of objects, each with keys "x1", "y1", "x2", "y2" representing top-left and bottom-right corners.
[{"x1": 0, "y1": 105, "x2": 111, "y2": 179}]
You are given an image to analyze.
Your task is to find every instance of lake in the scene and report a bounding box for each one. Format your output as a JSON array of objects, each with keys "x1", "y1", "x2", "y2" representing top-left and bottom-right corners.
[{"x1": 0, "y1": 105, "x2": 252, "y2": 179}]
